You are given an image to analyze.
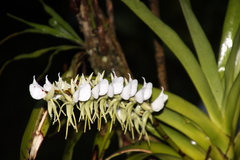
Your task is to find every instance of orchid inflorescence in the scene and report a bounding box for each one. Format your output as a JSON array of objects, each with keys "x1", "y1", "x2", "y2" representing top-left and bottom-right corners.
[{"x1": 29, "y1": 72, "x2": 168, "y2": 139}]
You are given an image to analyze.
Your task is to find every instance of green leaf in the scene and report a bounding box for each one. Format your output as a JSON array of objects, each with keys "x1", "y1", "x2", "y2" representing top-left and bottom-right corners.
[
  {"x1": 160, "y1": 124, "x2": 206, "y2": 160},
  {"x1": 0, "y1": 45, "x2": 80, "y2": 75},
  {"x1": 155, "y1": 108, "x2": 211, "y2": 152},
  {"x1": 121, "y1": 0, "x2": 223, "y2": 128},
  {"x1": 20, "y1": 100, "x2": 50, "y2": 160},
  {"x1": 232, "y1": 97, "x2": 240, "y2": 136},
  {"x1": 127, "y1": 153, "x2": 183, "y2": 160},
  {"x1": 151, "y1": 87, "x2": 229, "y2": 153},
  {"x1": 48, "y1": 18, "x2": 70, "y2": 35},
  {"x1": 179, "y1": 0, "x2": 223, "y2": 108},
  {"x1": 222, "y1": 26, "x2": 240, "y2": 114},
  {"x1": 218, "y1": 0, "x2": 240, "y2": 78},
  {"x1": 105, "y1": 141, "x2": 181, "y2": 160},
  {"x1": 234, "y1": 132, "x2": 240, "y2": 160},
  {"x1": 7, "y1": 14, "x2": 83, "y2": 44},
  {"x1": 223, "y1": 72, "x2": 240, "y2": 135},
  {"x1": 62, "y1": 126, "x2": 83, "y2": 160},
  {"x1": 92, "y1": 122, "x2": 115, "y2": 159},
  {"x1": 39, "y1": 0, "x2": 82, "y2": 43}
]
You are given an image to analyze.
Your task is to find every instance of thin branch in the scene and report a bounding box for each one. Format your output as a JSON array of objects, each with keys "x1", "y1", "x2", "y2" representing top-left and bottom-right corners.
[
  {"x1": 149, "y1": 0, "x2": 168, "y2": 90},
  {"x1": 106, "y1": 0, "x2": 115, "y2": 34}
]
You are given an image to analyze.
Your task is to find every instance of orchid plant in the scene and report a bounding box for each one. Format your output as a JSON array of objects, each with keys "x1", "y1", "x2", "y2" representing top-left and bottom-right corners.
[{"x1": 1, "y1": 0, "x2": 240, "y2": 160}]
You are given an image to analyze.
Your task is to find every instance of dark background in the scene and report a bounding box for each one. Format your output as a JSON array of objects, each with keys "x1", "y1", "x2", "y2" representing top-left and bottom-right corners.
[{"x1": 0, "y1": 0, "x2": 227, "y2": 159}]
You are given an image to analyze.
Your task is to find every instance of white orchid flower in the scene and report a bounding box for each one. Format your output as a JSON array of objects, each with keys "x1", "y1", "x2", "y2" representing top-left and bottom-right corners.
[
  {"x1": 99, "y1": 79, "x2": 109, "y2": 96},
  {"x1": 151, "y1": 87, "x2": 168, "y2": 112},
  {"x1": 135, "y1": 78, "x2": 152, "y2": 103},
  {"x1": 121, "y1": 76, "x2": 138, "y2": 100},
  {"x1": 107, "y1": 84, "x2": 114, "y2": 97},
  {"x1": 92, "y1": 79, "x2": 109, "y2": 99},
  {"x1": 29, "y1": 76, "x2": 47, "y2": 100},
  {"x1": 92, "y1": 84, "x2": 100, "y2": 99},
  {"x1": 73, "y1": 83, "x2": 91, "y2": 102},
  {"x1": 56, "y1": 73, "x2": 70, "y2": 90},
  {"x1": 143, "y1": 82, "x2": 153, "y2": 100},
  {"x1": 43, "y1": 75, "x2": 52, "y2": 91},
  {"x1": 111, "y1": 72, "x2": 124, "y2": 95}
]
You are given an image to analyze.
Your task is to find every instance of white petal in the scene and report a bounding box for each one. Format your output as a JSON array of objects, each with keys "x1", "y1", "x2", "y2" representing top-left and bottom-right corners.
[
  {"x1": 135, "y1": 89, "x2": 144, "y2": 103},
  {"x1": 121, "y1": 83, "x2": 131, "y2": 100},
  {"x1": 142, "y1": 77, "x2": 147, "y2": 87},
  {"x1": 92, "y1": 84, "x2": 100, "y2": 99},
  {"x1": 130, "y1": 79, "x2": 138, "y2": 97},
  {"x1": 45, "y1": 83, "x2": 55, "y2": 100},
  {"x1": 73, "y1": 89, "x2": 79, "y2": 103},
  {"x1": 99, "y1": 79, "x2": 109, "y2": 96},
  {"x1": 43, "y1": 75, "x2": 52, "y2": 91},
  {"x1": 79, "y1": 83, "x2": 91, "y2": 101},
  {"x1": 29, "y1": 76, "x2": 46, "y2": 100},
  {"x1": 107, "y1": 84, "x2": 114, "y2": 97},
  {"x1": 127, "y1": 73, "x2": 133, "y2": 82},
  {"x1": 151, "y1": 87, "x2": 168, "y2": 112},
  {"x1": 143, "y1": 82, "x2": 153, "y2": 100},
  {"x1": 112, "y1": 77, "x2": 124, "y2": 94}
]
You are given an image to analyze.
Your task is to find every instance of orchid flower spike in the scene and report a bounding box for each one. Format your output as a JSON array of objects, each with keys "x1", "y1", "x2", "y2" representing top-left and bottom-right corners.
[{"x1": 151, "y1": 87, "x2": 168, "y2": 112}]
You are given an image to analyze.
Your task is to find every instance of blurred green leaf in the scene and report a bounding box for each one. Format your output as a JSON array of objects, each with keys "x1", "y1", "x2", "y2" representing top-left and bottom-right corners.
[
  {"x1": 92, "y1": 122, "x2": 115, "y2": 159},
  {"x1": 0, "y1": 45, "x2": 80, "y2": 75},
  {"x1": 222, "y1": 27, "x2": 240, "y2": 115},
  {"x1": 160, "y1": 124, "x2": 206, "y2": 159},
  {"x1": 48, "y1": 18, "x2": 70, "y2": 34},
  {"x1": 179, "y1": 0, "x2": 223, "y2": 108},
  {"x1": 155, "y1": 108, "x2": 211, "y2": 152},
  {"x1": 121, "y1": 0, "x2": 223, "y2": 128},
  {"x1": 232, "y1": 97, "x2": 240, "y2": 136},
  {"x1": 62, "y1": 124, "x2": 83, "y2": 160},
  {"x1": 223, "y1": 72, "x2": 240, "y2": 135},
  {"x1": 151, "y1": 87, "x2": 229, "y2": 153},
  {"x1": 234, "y1": 132, "x2": 240, "y2": 160},
  {"x1": 7, "y1": 14, "x2": 83, "y2": 44},
  {"x1": 218, "y1": 0, "x2": 240, "y2": 78},
  {"x1": 105, "y1": 141, "x2": 181, "y2": 160},
  {"x1": 39, "y1": 0, "x2": 82, "y2": 42},
  {"x1": 126, "y1": 153, "x2": 183, "y2": 160},
  {"x1": 20, "y1": 100, "x2": 50, "y2": 160}
]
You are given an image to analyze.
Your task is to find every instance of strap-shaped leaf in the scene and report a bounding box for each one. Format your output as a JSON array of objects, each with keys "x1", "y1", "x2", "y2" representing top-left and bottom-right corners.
[
  {"x1": 160, "y1": 124, "x2": 206, "y2": 159},
  {"x1": 223, "y1": 72, "x2": 240, "y2": 135},
  {"x1": 121, "y1": 0, "x2": 223, "y2": 128},
  {"x1": 126, "y1": 153, "x2": 183, "y2": 160},
  {"x1": 179, "y1": 0, "x2": 223, "y2": 108},
  {"x1": 39, "y1": 0, "x2": 82, "y2": 42},
  {"x1": 155, "y1": 108, "x2": 211, "y2": 152},
  {"x1": 222, "y1": 27, "x2": 240, "y2": 114},
  {"x1": 218, "y1": 0, "x2": 240, "y2": 78},
  {"x1": 92, "y1": 122, "x2": 115, "y2": 159},
  {"x1": 8, "y1": 14, "x2": 83, "y2": 44},
  {"x1": 0, "y1": 45, "x2": 80, "y2": 75},
  {"x1": 234, "y1": 132, "x2": 240, "y2": 159},
  {"x1": 62, "y1": 126, "x2": 83, "y2": 160},
  {"x1": 233, "y1": 27, "x2": 240, "y2": 80},
  {"x1": 105, "y1": 141, "x2": 181, "y2": 160},
  {"x1": 151, "y1": 87, "x2": 229, "y2": 152}
]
